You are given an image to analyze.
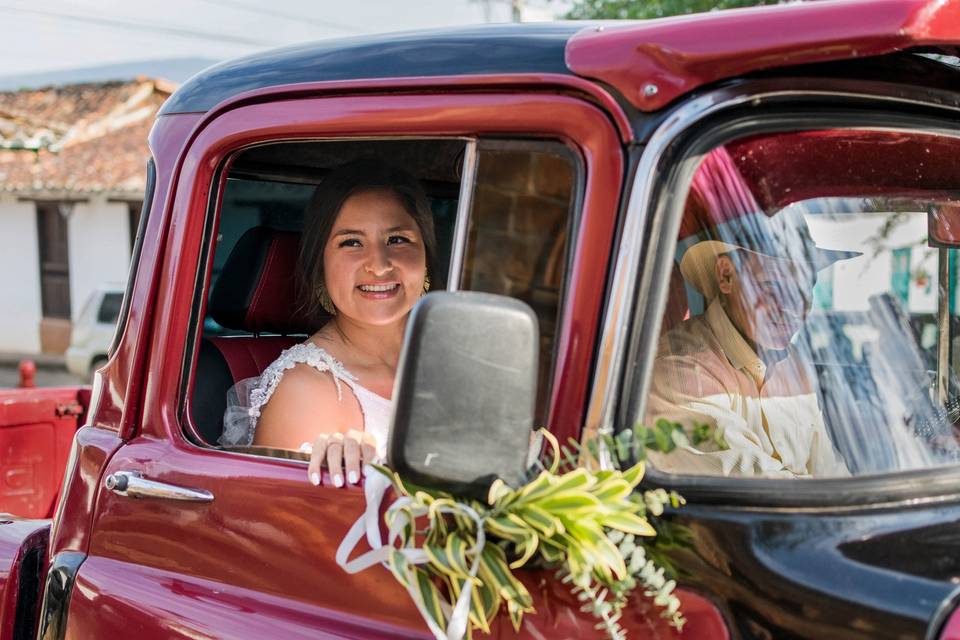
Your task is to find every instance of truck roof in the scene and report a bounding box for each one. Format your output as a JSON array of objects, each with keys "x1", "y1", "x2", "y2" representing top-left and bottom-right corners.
[
  {"x1": 159, "y1": 23, "x2": 583, "y2": 115},
  {"x1": 160, "y1": 0, "x2": 960, "y2": 116}
]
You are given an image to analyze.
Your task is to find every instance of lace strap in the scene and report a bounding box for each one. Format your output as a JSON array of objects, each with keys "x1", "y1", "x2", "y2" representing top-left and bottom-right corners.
[{"x1": 248, "y1": 343, "x2": 357, "y2": 421}]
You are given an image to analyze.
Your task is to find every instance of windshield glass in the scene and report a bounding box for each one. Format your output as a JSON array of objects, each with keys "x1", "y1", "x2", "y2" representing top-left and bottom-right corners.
[{"x1": 644, "y1": 128, "x2": 960, "y2": 478}]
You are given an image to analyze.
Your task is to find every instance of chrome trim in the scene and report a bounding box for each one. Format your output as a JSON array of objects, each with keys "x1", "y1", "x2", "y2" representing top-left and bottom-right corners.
[
  {"x1": 583, "y1": 80, "x2": 960, "y2": 446},
  {"x1": 710, "y1": 490, "x2": 960, "y2": 515},
  {"x1": 37, "y1": 551, "x2": 86, "y2": 640},
  {"x1": 105, "y1": 471, "x2": 214, "y2": 502},
  {"x1": 447, "y1": 139, "x2": 478, "y2": 291},
  {"x1": 938, "y1": 248, "x2": 951, "y2": 405},
  {"x1": 584, "y1": 89, "x2": 740, "y2": 445}
]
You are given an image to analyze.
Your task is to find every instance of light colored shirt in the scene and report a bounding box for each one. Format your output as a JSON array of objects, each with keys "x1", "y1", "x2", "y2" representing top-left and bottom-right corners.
[{"x1": 645, "y1": 299, "x2": 849, "y2": 478}]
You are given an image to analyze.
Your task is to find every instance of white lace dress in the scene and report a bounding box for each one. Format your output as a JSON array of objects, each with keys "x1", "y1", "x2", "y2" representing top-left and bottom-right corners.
[{"x1": 220, "y1": 342, "x2": 392, "y2": 459}]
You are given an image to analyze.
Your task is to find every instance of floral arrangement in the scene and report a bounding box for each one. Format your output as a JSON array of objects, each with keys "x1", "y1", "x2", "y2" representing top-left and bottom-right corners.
[{"x1": 339, "y1": 420, "x2": 712, "y2": 639}]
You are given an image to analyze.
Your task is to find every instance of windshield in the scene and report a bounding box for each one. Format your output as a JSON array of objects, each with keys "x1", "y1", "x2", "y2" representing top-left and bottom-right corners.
[{"x1": 644, "y1": 128, "x2": 960, "y2": 478}]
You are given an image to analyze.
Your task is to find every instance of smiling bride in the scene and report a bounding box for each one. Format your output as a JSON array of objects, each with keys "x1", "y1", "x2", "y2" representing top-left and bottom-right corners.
[{"x1": 220, "y1": 158, "x2": 437, "y2": 489}]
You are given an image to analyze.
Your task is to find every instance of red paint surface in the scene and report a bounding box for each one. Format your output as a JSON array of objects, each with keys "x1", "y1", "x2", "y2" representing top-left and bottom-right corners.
[
  {"x1": 0, "y1": 388, "x2": 84, "y2": 519},
  {"x1": 16, "y1": 360, "x2": 35, "y2": 389},
  {"x1": 566, "y1": 0, "x2": 960, "y2": 111},
  {"x1": 98, "y1": 113, "x2": 206, "y2": 442},
  {"x1": 0, "y1": 519, "x2": 48, "y2": 640},
  {"x1": 76, "y1": 439, "x2": 434, "y2": 639},
  {"x1": 78, "y1": 440, "x2": 726, "y2": 639},
  {"x1": 46, "y1": 426, "x2": 122, "y2": 557},
  {"x1": 511, "y1": 570, "x2": 728, "y2": 639},
  {"x1": 199, "y1": 73, "x2": 633, "y2": 144},
  {"x1": 728, "y1": 129, "x2": 960, "y2": 212},
  {"x1": 939, "y1": 606, "x2": 960, "y2": 639},
  {"x1": 70, "y1": 554, "x2": 431, "y2": 639}
]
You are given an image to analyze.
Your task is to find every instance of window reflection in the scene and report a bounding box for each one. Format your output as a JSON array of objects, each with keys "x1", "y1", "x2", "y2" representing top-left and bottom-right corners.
[{"x1": 646, "y1": 130, "x2": 960, "y2": 478}]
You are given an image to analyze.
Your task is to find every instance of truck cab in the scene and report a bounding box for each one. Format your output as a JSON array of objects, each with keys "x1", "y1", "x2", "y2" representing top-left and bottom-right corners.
[{"x1": 4, "y1": 1, "x2": 960, "y2": 638}]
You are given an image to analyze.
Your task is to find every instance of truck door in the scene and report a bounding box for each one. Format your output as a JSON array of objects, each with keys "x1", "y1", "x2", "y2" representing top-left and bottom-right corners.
[{"x1": 63, "y1": 86, "x2": 628, "y2": 638}]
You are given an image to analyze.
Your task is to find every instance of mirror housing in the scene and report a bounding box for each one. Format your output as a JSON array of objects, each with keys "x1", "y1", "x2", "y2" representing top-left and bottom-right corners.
[{"x1": 387, "y1": 292, "x2": 538, "y2": 497}]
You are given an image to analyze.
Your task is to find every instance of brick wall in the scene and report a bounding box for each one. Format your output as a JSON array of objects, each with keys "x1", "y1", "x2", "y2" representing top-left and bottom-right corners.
[{"x1": 462, "y1": 147, "x2": 575, "y2": 422}]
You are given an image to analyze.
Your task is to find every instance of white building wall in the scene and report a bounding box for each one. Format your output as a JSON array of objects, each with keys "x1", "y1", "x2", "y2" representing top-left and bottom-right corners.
[
  {"x1": 807, "y1": 211, "x2": 933, "y2": 313},
  {"x1": 68, "y1": 198, "x2": 130, "y2": 321},
  {"x1": 0, "y1": 195, "x2": 42, "y2": 352}
]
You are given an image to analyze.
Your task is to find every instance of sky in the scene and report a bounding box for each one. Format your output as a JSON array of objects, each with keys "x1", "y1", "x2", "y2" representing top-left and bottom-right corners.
[{"x1": 0, "y1": 0, "x2": 572, "y2": 77}]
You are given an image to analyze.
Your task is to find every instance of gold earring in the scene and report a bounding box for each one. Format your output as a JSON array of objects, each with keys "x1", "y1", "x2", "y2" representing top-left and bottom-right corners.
[
  {"x1": 422, "y1": 274, "x2": 431, "y2": 294},
  {"x1": 318, "y1": 285, "x2": 336, "y2": 315}
]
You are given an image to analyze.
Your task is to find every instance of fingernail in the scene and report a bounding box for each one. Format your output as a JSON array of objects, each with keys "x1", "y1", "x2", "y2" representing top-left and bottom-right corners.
[
  {"x1": 347, "y1": 471, "x2": 359, "y2": 484},
  {"x1": 310, "y1": 472, "x2": 320, "y2": 486},
  {"x1": 333, "y1": 474, "x2": 344, "y2": 488}
]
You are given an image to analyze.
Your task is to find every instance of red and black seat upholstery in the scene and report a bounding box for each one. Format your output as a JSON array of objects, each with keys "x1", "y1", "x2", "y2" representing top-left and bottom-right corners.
[{"x1": 191, "y1": 227, "x2": 312, "y2": 444}]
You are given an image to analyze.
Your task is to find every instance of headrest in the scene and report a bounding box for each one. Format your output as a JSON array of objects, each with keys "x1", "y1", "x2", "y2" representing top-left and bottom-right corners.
[{"x1": 209, "y1": 227, "x2": 312, "y2": 335}]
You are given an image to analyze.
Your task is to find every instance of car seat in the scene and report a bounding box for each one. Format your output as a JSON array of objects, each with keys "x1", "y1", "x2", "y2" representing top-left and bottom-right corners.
[{"x1": 189, "y1": 226, "x2": 312, "y2": 444}]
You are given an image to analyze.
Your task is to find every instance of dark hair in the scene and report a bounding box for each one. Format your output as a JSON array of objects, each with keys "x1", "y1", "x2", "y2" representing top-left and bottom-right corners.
[{"x1": 296, "y1": 157, "x2": 437, "y2": 329}]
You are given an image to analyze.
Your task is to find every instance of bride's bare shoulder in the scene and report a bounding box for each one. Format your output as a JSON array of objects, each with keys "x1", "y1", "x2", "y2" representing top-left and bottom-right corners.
[{"x1": 253, "y1": 363, "x2": 357, "y2": 448}]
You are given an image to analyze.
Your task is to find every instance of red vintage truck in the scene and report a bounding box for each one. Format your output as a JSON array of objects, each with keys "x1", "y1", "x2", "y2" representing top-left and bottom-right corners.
[{"x1": 5, "y1": 1, "x2": 960, "y2": 637}]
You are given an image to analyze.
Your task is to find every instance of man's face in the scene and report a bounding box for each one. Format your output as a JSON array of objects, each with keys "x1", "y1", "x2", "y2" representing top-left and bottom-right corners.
[{"x1": 716, "y1": 252, "x2": 815, "y2": 351}]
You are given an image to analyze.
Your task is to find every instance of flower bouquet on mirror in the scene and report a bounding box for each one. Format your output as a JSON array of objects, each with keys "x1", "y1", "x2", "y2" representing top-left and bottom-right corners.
[{"x1": 336, "y1": 422, "x2": 710, "y2": 640}]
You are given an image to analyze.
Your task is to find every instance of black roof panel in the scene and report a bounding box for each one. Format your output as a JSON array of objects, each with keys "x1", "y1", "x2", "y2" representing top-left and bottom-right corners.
[{"x1": 160, "y1": 23, "x2": 585, "y2": 115}]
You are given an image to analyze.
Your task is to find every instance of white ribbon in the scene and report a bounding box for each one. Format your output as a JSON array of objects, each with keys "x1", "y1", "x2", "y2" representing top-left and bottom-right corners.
[{"x1": 336, "y1": 465, "x2": 485, "y2": 640}]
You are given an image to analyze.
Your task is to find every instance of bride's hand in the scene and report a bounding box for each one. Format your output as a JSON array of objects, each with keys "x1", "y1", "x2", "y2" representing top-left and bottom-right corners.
[{"x1": 306, "y1": 429, "x2": 378, "y2": 488}]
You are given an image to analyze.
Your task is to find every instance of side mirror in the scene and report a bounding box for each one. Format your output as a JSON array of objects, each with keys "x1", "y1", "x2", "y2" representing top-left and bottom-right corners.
[{"x1": 387, "y1": 292, "x2": 538, "y2": 497}]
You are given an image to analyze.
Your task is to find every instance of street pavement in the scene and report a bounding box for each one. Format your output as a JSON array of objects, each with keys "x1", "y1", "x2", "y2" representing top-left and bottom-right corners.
[{"x1": 0, "y1": 363, "x2": 85, "y2": 388}]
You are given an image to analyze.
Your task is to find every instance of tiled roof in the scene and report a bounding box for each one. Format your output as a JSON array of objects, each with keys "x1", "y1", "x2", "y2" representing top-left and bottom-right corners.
[{"x1": 0, "y1": 78, "x2": 173, "y2": 195}]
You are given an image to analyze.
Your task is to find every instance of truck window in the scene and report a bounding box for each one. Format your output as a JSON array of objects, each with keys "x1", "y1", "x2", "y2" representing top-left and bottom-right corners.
[
  {"x1": 643, "y1": 128, "x2": 960, "y2": 478},
  {"x1": 462, "y1": 141, "x2": 578, "y2": 425},
  {"x1": 185, "y1": 138, "x2": 579, "y2": 449}
]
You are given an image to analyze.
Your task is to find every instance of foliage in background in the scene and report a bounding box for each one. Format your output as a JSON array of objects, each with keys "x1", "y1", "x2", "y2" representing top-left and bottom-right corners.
[
  {"x1": 565, "y1": 0, "x2": 781, "y2": 20},
  {"x1": 371, "y1": 420, "x2": 713, "y2": 639}
]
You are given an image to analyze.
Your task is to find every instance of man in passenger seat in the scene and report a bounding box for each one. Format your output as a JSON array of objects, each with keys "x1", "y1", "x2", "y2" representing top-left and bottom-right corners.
[{"x1": 646, "y1": 208, "x2": 856, "y2": 478}]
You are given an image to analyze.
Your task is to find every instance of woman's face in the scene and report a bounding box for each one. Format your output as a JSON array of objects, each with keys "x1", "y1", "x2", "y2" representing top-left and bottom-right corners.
[{"x1": 322, "y1": 189, "x2": 427, "y2": 327}]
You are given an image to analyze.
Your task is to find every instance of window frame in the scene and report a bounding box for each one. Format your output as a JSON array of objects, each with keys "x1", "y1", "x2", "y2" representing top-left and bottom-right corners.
[
  {"x1": 108, "y1": 159, "x2": 155, "y2": 357},
  {"x1": 589, "y1": 80, "x2": 960, "y2": 508},
  {"x1": 138, "y1": 89, "x2": 622, "y2": 467},
  {"x1": 177, "y1": 134, "x2": 588, "y2": 448}
]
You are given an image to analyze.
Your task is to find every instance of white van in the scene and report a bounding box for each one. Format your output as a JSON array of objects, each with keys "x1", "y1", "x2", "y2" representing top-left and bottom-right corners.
[{"x1": 65, "y1": 284, "x2": 124, "y2": 380}]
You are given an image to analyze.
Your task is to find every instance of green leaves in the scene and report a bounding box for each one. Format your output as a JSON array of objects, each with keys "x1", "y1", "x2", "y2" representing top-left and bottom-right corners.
[
  {"x1": 479, "y1": 459, "x2": 655, "y2": 593},
  {"x1": 517, "y1": 504, "x2": 562, "y2": 538},
  {"x1": 604, "y1": 512, "x2": 657, "y2": 537},
  {"x1": 414, "y1": 567, "x2": 449, "y2": 631},
  {"x1": 424, "y1": 534, "x2": 476, "y2": 584},
  {"x1": 368, "y1": 422, "x2": 694, "y2": 639}
]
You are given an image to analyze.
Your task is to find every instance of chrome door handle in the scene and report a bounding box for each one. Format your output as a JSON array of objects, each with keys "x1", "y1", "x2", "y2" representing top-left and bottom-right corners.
[{"x1": 105, "y1": 471, "x2": 214, "y2": 503}]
